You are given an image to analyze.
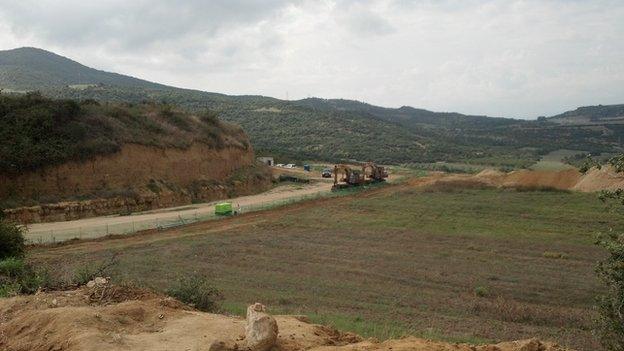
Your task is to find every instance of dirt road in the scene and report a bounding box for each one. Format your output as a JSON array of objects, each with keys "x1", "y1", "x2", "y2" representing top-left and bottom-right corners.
[{"x1": 25, "y1": 180, "x2": 333, "y2": 243}]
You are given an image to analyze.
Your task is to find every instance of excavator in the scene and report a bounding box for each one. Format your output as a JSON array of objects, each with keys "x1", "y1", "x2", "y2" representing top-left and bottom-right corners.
[
  {"x1": 361, "y1": 162, "x2": 388, "y2": 182},
  {"x1": 332, "y1": 162, "x2": 388, "y2": 190}
]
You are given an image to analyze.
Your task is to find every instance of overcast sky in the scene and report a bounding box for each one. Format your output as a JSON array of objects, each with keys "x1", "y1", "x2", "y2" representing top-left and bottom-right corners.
[{"x1": 1, "y1": 0, "x2": 623, "y2": 118}]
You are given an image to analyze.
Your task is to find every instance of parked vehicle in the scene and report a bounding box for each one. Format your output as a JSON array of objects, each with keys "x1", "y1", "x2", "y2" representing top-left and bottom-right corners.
[
  {"x1": 275, "y1": 163, "x2": 285, "y2": 167},
  {"x1": 321, "y1": 168, "x2": 332, "y2": 178},
  {"x1": 285, "y1": 164, "x2": 295, "y2": 168}
]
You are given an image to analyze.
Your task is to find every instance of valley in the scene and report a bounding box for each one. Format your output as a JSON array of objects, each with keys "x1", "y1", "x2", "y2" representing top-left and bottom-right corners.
[{"x1": 1, "y1": 45, "x2": 624, "y2": 351}]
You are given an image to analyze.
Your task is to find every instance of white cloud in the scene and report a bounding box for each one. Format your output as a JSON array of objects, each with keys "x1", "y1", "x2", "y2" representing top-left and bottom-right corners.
[{"x1": 0, "y1": 0, "x2": 623, "y2": 118}]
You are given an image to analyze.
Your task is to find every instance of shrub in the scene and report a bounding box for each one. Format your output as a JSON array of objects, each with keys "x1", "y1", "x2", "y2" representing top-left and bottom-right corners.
[
  {"x1": 72, "y1": 254, "x2": 119, "y2": 285},
  {"x1": 0, "y1": 219, "x2": 25, "y2": 259},
  {"x1": 595, "y1": 232, "x2": 624, "y2": 349},
  {"x1": 543, "y1": 251, "x2": 567, "y2": 259},
  {"x1": 0, "y1": 258, "x2": 51, "y2": 297},
  {"x1": 167, "y1": 274, "x2": 223, "y2": 312},
  {"x1": 0, "y1": 257, "x2": 25, "y2": 277},
  {"x1": 474, "y1": 286, "x2": 490, "y2": 298},
  {"x1": 594, "y1": 155, "x2": 624, "y2": 350}
]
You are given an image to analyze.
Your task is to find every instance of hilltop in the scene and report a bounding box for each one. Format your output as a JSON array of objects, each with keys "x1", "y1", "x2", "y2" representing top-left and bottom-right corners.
[
  {"x1": 548, "y1": 104, "x2": 624, "y2": 125},
  {"x1": 0, "y1": 93, "x2": 248, "y2": 175},
  {"x1": 0, "y1": 47, "x2": 167, "y2": 91},
  {"x1": 1, "y1": 47, "x2": 623, "y2": 167},
  {"x1": 0, "y1": 93, "x2": 271, "y2": 213}
]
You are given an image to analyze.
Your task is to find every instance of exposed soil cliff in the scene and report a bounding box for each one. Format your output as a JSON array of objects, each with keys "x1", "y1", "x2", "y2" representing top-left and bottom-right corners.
[{"x1": 2, "y1": 143, "x2": 272, "y2": 223}]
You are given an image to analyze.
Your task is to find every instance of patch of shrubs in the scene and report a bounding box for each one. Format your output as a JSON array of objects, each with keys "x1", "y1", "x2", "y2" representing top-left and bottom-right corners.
[
  {"x1": 0, "y1": 219, "x2": 25, "y2": 260},
  {"x1": 0, "y1": 216, "x2": 51, "y2": 297},
  {"x1": 167, "y1": 274, "x2": 223, "y2": 312},
  {"x1": 474, "y1": 286, "x2": 490, "y2": 298},
  {"x1": 0, "y1": 257, "x2": 51, "y2": 297}
]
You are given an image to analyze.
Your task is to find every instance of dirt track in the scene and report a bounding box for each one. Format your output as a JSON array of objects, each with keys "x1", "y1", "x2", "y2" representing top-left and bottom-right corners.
[{"x1": 25, "y1": 180, "x2": 333, "y2": 243}]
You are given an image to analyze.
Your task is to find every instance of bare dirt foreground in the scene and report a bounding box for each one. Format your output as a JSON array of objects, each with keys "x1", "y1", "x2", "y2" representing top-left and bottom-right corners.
[{"x1": 0, "y1": 282, "x2": 570, "y2": 351}]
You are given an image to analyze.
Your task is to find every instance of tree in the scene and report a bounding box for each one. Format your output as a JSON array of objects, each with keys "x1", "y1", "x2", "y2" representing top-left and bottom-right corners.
[{"x1": 594, "y1": 155, "x2": 624, "y2": 350}]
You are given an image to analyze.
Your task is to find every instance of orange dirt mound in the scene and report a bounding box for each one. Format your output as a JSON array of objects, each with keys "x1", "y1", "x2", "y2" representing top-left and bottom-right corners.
[
  {"x1": 412, "y1": 167, "x2": 624, "y2": 193},
  {"x1": 573, "y1": 165, "x2": 624, "y2": 192},
  {"x1": 501, "y1": 169, "x2": 581, "y2": 190},
  {"x1": 0, "y1": 286, "x2": 573, "y2": 351}
]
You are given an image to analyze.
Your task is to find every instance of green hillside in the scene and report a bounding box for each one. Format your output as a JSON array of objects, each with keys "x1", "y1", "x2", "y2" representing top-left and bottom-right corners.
[
  {"x1": 549, "y1": 104, "x2": 624, "y2": 125},
  {"x1": 0, "y1": 47, "x2": 167, "y2": 91},
  {"x1": 0, "y1": 93, "x2": 248, "y2": 175},
  {"x1": 1, "y1": 47, "x2": 623, "y2": 168}
]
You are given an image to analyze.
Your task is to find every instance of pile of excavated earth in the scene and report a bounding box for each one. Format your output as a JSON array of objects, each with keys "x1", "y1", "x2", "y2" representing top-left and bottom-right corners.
[
  {"x1": 409, "y1": 166, "x2": 624, "y2": 192},
  {"x1": 0, "y1": 279, "x2": 572, "y2": 351}
]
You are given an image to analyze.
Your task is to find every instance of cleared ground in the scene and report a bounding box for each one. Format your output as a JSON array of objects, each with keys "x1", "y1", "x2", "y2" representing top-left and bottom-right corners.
[
  {"x1": 25, "y1": 181, "x2": 332, "y2": 243},
  {"x1": 29, "y1": 180, "x2": 624, "y2": 350}
]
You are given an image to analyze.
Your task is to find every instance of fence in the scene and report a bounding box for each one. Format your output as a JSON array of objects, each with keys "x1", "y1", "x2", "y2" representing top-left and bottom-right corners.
[{"x1": 25, "y1": 189, "x2": 336, "y2": 245}]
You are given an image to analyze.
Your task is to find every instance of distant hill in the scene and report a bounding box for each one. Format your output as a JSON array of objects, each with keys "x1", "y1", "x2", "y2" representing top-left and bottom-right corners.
[
  {"x1": 0, "y1": 47, "x2": 167, "y2": 91},
  {"x1": 548, "y1": 104, "x2": 624, "y2": 125},
  {"x1": 1, "y1": 47, "x2": 622, "y2": 167}
]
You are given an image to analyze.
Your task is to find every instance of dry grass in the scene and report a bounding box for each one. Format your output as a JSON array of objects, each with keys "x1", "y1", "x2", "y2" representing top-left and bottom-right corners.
[{"x1": 28, "y1": 183, "x2": 624, "y2": 350}]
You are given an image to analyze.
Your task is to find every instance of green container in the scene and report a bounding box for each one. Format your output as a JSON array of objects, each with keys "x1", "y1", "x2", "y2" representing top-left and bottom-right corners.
[{"x1": 215, "y1": 202, "x2": 233, "y2": 215}]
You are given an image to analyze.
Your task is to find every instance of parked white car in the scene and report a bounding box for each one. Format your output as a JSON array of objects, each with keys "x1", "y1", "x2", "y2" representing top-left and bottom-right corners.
[
  {"x1": 285, "y1": 164, "x2": 296, "y2": 168},
  {"x1": 275, "y1": 163, "x2": 285, "y2": 167}
]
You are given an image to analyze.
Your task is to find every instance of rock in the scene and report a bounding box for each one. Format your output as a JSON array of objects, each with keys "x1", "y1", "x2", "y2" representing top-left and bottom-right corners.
[
  {"x1": 86, "y1": 277, "x2": 108, "y2": 288},
  {"x1": 245, "y1": 303, "x2": 278, "y2": 351}
]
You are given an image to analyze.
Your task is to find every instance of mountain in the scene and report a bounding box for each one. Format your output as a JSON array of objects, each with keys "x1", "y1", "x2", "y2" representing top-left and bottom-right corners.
[
  {"x1": 1, "y1": 47, "x2": 622, "y2": 168},
  {"x1": 0, "y1": 47, "x2": 167, "y2": 91}
]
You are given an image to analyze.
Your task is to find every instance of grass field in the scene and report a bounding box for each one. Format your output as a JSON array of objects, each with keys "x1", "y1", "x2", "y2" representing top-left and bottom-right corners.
[
  {"x1": 530, "y1": 149, "x2": 586, "y2": 171},
  {"x1": 29, "y1": 181, "x2": 624, "y2": 350}
]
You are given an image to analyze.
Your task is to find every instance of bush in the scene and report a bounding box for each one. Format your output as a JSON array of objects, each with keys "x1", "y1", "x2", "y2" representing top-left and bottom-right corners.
[
  {"x1": 0, "y1": 258, "x2": 51, "y2": 297},
  {"x1": 594, "y1": 155, "x2": 624, "y2": 350},
  {"x1": 72, "y1": 254, "x2": 119, "y2": 285},
  {"x1": 0, "y1": 257, "x2": 25, "y2": 277},
  {"x1": 595, "y1": 232, "x2": 624, "y2": 349},
  {"x1": 474, "y1": 286, "x2": 490, "y2": 298},
  {"x1": 0, "y1": 220, "x2": 25, "y2": 259},
  {"x1": 543, "y1": 251, "x2": 567, "y2": 259},
  {"x1": 167, "y1": 274, "x2": 223, "y2": 312}
]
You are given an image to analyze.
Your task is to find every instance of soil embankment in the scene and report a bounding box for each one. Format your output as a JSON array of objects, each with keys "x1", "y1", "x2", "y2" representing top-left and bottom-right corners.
[
  {"x1": 411, "y1": 166, "x2": 624, "y2": 192},
  {"x1": 2, "y1": 143, "x2": 272, "y2": 223},
  {"x1": 0, "y1": 285, "x2": 572, "y2": 351}
]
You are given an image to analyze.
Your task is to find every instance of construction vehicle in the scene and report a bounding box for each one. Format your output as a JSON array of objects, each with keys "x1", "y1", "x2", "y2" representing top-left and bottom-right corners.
[
  {"x1": 362, "y1": 162, "x2": 388, "y2": 182},
  {"x1": 332, "y1": 162, "x2": 388, "y2": 190},
  {"x1": 332, "y1": 164, "x2": 364, "y2": 190}
]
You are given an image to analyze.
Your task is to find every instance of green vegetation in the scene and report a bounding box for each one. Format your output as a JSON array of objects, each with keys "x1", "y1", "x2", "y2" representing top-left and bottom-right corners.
[
  {"x1": 0, "y1": 257, "x2": 51, "y2": 297},
  {"x1": 474, "y1": 286, "x2": 490, "y2": 298},
  {"x1": 0, "y1": 216, "x2": 49, "y2": 297},
  {"x1": 0, "y1": 93, "x2": 248, "y2": 175},
  {"x1": 0, "y1": 47, "x2": 168, "y2": 91},
  {"x1": 592, "y1": 155, "x2": 624, "y2": 350},
  {"x1": 2, "y1": 47, "x2": 622, "y2": 168},
  {"x1": 0, "y1": 216, "x2": 24, "y2": 259},
  {"x1": 595, "y1": 230, "x2": 624, "y2": 350},
  {"x1": 167, "y1": 275, "x2": 223, "y2": 312},
  {"x1": 550, "y1": 104, "x2": 624, "y2": 124}
]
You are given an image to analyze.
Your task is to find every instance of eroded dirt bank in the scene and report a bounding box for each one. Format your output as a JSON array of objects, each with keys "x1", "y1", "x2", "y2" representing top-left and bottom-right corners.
[{"x1": 2, "y1": 143, "x2": 272, "y2": 223}]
